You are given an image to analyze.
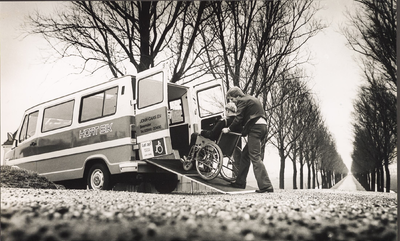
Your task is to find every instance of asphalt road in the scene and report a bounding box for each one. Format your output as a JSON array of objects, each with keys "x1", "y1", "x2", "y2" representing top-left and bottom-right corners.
[{"x1": 1, "y1": 187, "x2": 397, "y2": 241}]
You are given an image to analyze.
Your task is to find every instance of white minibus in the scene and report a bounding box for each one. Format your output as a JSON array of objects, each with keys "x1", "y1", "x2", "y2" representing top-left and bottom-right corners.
[{"x1": 4, "y1": 65, "x2": 226, "y2": 193}]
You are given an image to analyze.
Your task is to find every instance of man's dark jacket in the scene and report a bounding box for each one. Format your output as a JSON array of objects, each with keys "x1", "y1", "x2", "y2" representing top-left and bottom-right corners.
[{"x1": 228, "y1": 95, "x2": 267, "y2": 137}]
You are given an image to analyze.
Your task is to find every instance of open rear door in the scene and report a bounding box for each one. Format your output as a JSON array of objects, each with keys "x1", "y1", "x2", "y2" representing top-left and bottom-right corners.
[
  {"x1": 192, "y1": 79, "x2": 226, "y2": 132},
  {"x1": 135, "y1": 65, "x2": 171, "y2": 160}
]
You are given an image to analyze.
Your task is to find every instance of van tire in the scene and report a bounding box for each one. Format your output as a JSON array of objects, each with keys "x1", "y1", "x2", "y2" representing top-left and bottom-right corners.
[
  {"x1": 87, "y1": 163, "x2": 111, "y2": 190},
  {"x1": 153, "y1": 173, "x2": 178, "y2": 194}
]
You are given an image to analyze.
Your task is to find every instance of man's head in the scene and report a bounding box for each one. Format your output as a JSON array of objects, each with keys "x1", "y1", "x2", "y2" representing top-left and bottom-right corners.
[{"x1": 226, "y1": 86, "x2": 245, "y2": 104}]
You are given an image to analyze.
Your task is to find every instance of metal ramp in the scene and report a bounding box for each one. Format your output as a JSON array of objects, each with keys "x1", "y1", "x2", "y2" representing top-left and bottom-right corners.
[{"x1": 146, "y1": 159, "x2": 257, "y2": 194}]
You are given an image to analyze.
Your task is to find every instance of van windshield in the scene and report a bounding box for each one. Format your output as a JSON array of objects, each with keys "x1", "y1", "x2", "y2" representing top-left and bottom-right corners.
[{"x1": 19, "y1": 111, "x2": 39, "y2": 142}]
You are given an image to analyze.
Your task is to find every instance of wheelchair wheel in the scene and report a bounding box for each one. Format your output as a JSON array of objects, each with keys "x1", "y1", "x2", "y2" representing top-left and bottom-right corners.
[
  {"x1": 220, "y1": 145, "x2": 240, "y2": 182},
  {"x1": 195, "y1": 142, "x2": 223, "y2": 180},
  {"x1": 220, "y1": 156, "x2": 239, "y2": 182}
]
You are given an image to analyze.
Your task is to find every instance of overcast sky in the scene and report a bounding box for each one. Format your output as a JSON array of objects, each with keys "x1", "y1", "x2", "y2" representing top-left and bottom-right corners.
[{"x1": 1, "y1": 1, "x2": 361, "y2": 172}]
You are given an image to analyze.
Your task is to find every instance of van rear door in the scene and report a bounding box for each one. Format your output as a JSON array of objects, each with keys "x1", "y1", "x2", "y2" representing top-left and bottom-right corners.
[
  {"x1": 135, "y1": 65, "x2": 170, "y2": 160},
  {"x1": 193, "y1": 80, "x2": 226, "y2": 132}
]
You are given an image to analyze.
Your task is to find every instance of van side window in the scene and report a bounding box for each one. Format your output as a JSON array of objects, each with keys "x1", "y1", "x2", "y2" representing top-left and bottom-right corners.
[
  {"x1": 42, "y1": 100, "x2": 74, "y2": 132},
  {"x1": 138, "y1": 72, "x2": 163, "y2": 109},
  {"x1": 103, "y1": 88, "x2": 118, "y2": 116},
  {"x1": 19, "y1": 111, "x2": 39, "y2": 142},
  {"x1": 80, "y1": 87, "x2": 118, "y2": 122}
]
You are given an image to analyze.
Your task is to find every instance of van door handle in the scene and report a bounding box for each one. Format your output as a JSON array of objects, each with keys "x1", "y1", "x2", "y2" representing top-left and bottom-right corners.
[{"x1": 30, "y1": 142, "x2": 37, "y2": 147}]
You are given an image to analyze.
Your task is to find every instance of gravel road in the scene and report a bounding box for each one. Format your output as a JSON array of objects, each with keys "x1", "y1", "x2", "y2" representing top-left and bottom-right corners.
[{"x1": 1, "y1": 188, "x2": 397, "y2": 241}]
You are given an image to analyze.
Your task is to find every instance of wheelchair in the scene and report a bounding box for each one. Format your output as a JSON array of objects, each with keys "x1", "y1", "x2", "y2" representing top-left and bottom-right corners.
[{"x1": 180, "y1": 132, "x2": 242, "y2": 181}]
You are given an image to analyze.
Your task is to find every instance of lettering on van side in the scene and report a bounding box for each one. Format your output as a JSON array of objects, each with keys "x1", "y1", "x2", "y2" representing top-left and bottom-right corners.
[
  {"x1": 140, "y1": 114, "x2": 162, "y2": 124},
  {"x1": 79, "y1": 123, "x2": 113, "y2": 139},
  {"x1": 139, "y1": 114, "x2": 163, "y2": 134}
]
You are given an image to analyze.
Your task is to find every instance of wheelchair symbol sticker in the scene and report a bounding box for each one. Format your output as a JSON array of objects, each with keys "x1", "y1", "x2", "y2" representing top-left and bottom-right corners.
[
  {"x1": 152, "y1": 138, "x2": 166, "y2": 156},
  {"x1": 155, "y1": 141, "x2": 163, "y2": 154}
]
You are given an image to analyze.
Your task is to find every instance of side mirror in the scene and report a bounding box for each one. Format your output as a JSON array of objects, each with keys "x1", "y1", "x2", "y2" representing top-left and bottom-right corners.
[{"x1": 7, "y1": 132, "x2": 14, "y2": 142}]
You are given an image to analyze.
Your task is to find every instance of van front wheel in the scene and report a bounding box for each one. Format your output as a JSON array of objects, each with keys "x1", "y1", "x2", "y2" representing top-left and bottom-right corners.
[{"x1": 87, "y1": 163, "x2": 111, "y2": 190}]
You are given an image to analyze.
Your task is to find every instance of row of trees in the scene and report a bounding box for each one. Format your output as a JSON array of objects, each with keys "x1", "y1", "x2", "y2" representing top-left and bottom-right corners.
[
  {"x1": 264, "y1": 72, "x2": 348, "y2": 189},
  {"x1": 344, "y1": 0, "x2": 397, "y2": 192},
  {"x1": 27, "y1": 0, "x2": 349, "y2": 189}
]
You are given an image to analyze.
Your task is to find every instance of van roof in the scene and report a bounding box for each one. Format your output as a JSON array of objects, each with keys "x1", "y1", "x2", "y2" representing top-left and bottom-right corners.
[{"x1": 25, "y1": 75, "x2": 135, "y2": 112}]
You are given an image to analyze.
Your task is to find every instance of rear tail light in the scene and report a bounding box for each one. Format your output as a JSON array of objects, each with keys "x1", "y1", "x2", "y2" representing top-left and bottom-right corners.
[
  {"x1": 130, "y1": 124, "x2": 137, "y2": 144},
  {"x1": 130, "y1": 124, "x2": 139, "y2": 150}
]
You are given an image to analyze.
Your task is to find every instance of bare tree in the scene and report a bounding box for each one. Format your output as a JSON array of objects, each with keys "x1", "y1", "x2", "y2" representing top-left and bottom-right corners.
[
  {"x1": 342, "y1": 0, "x2": 397, "y2": 92},
  {"x1": 268, "y1": 71, "x2": 312, "y2": 189},
  {"x1": 27, "y1": 1, "x2": 212, "y2": 82},
  {"x1": 27, "y1": 0, "x2": 326, "y2": 91},
  {"x1": 297, "y1": 98, "x2": 322, "y2": 189},
  {"x1": 163, "y1": 1, "x2": 215, "y2": 83},
  {"x1": 200, "y1": 0, "x2": 325, "y2": 99},
  {"x1": 352, "y1": 82, "x2": 397, "y2": 192},
  {"x1": 319, "y1": 137, "x2": 346, "y2": 189},
  {"x1": 308, "y1": 123, "x2": 329, "y2": 189},
  {"x1": 351, "y1": 127, "x2": 378, "y2": 190},
  {"x1": 288, "y1": 93, "x2": 320, "y2": 189}
]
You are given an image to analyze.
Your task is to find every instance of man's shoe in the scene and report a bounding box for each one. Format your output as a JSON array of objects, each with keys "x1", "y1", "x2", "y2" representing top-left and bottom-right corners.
[
  {"x1": 230, "y1": 182, "x2": 246, "y2": 189},
  {"x1": 255, "y1": 187, "x2": 274, "y2": 193}
]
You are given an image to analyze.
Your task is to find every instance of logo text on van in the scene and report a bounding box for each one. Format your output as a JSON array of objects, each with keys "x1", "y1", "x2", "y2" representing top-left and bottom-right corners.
[
  {"x1": 139, "y1": 114, "x2": 162, "y2": 134},
  {"x1": 79, "y1": 123, "x2": 113, "y2": 139}
]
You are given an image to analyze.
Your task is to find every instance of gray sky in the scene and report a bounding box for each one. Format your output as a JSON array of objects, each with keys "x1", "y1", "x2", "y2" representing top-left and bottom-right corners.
[{"x1": 1, "y1": 1, "x2": 361, "y2": 172}]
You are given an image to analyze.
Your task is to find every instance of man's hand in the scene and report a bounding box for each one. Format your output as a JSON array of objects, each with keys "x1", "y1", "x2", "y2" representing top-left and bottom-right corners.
[{"x1": 222, "y1": 128, "x2": 230, "y2": 134}]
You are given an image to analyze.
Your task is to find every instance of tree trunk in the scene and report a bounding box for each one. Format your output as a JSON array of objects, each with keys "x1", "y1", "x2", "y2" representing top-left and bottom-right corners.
[
  {"x1": 307, "y1": 162, "x2": 311, "y2": 189},
  {"x1": 365, "y1": 173, "x2": 370, "y2": 191},
  {"x1": 138, "y1": 1, "x2": 152, "y2": 72},
  {"x1": 292, "y1": 159, "x2": 297, "y2": 189},
  {"x1": 327, "y1": 171, "x2": 332, "y2": 188},
  {"x1": 320, "y1": 170, "x2": 325, "y2": 188},
  {"x1": 370, "y1": 170, "x2": 376, "y2": 191},
  {"x1": 300, "y1": 164, "x2": 304, "y2": 189},
  {"x1": 311, "y1": 161, "x2": 316, "y2": 189},
  {"x1": 335, "y1": 172, "x2": 340, "y2": 186},
  {"x1": 299, "y1": 151, "x2": 304, "y2": 189},
  {"x1": 279, "y1": 148, "x2": 285, "y2": 189},
  {"x1": 379, "y1": 166, "x2": 384, "y2": 192},
  {"x1": 376, "y1": 167, "x2": 383, "y2": 192},
  {"x1": 291, "y1": 142, "x2": 297, "y2": 189},
  {"x1": 384, "y1": 160, "x2": 391, "y2": 193}
]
